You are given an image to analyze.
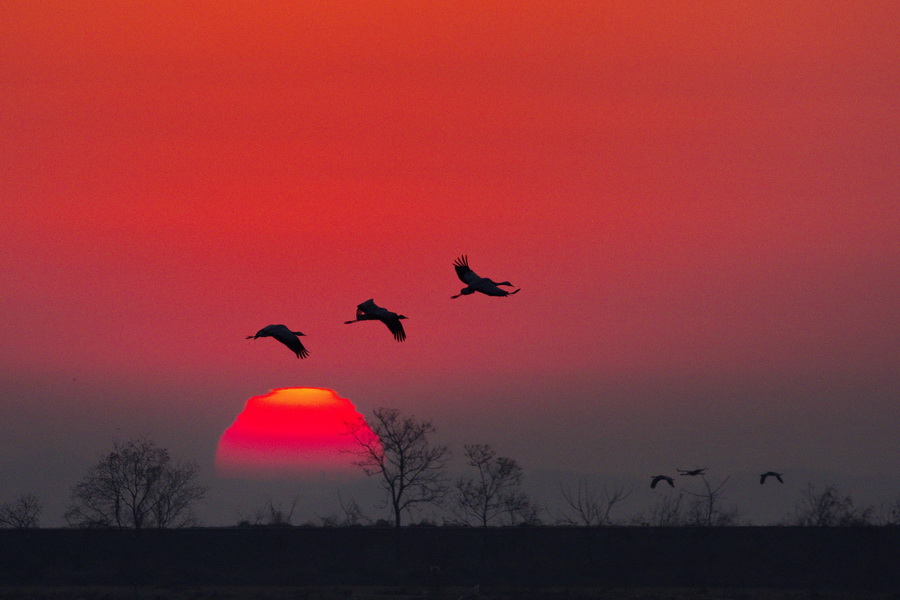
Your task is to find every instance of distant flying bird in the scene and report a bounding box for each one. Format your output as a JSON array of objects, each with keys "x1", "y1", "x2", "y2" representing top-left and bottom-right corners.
[
  {"x1": 344, "y1": 299, "x2": 408, "y2": 342},
  {"x1": 650, "y1": 475, "x2": 674, "y2": 489},
  {"x1": 451, "y1": 255, "x2": 521, "y2": 299},
  {"x1": 677, "y1": 468, "x2": 708, "y2": 477},
  {"x1": 760, "y1": 471, "x2": 784, "y2": 484},
  {"x1": 246, "y1": 324, "x2": 309, "y2": 359}
]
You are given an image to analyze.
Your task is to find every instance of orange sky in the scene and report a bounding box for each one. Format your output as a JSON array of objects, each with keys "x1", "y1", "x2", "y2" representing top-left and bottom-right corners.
[{"x1": 1, "y1": 2, "x2": 897, "y2": 524}]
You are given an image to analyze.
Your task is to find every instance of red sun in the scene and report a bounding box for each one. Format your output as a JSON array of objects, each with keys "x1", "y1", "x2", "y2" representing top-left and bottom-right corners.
[{"x1": 215, "y1": 387, "x2": 379, "y2": 480}]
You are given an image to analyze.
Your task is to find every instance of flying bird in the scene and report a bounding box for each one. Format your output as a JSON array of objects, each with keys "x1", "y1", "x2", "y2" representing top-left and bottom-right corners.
[
  {"x1": 246, "y1": 324, "x2": 309, "y2": 359},
  {"x1": 677, "y1": 468, "x2": 708, "y2": 477},
  {"x1": 451, "y1": 255, "x2": 521, "y2": 299},
  {"x1": 650, "y1": 475, "x2": 674, "y2": 489},
  {"x1": 344, "y1": 299, "x2": 408, "y2": 342},
  {"x1": 760, "y1": 471, "x2": 784, "y2": 484}
]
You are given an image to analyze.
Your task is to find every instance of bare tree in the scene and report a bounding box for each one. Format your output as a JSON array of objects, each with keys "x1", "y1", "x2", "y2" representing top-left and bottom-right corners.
[
  {"x1": 150, "y1": 460, "x2": 209, "y2": 528},
  {"x1": 0, "y1": 493, "x2": 43, "y2": 529},
  {"x1": 236, "y1": 506, "x2": 267, "y2": 527},
  {"x1": 631, "y1": 492, "x2": 685, "y2": 526},
  {"x1": 881, "y1": 494, "x2": 900, "y2": 526},
  {"x1": 320, "y1": 491, "x2": 368, "y2": 527},
  {"x1": 554, "y1": 479, "x2": 632, "y2": 526},
  {"x1": 236, "y1": 496, "x2": 299, "y2": 527},
  {"x1": 681, "y1": 471, "x2": 740, "y2": 526},
  {"x1": 345, "y1": 407, "x2": 451, "y2": 528},
  {"x1": 65, "y1": 438, "x2": 206, "y2": 529},
  {"x1": 792, "y1": 483, "x2": 873, "y2": 526},
  {"x1": 502, "y1": 500, "x2": 542, "y2": 526},
  {"x1": 685, "y1": 495, "x2": 740, "y2": 526},
  {"x1": 253, "y1": 496, "x2": 299, "y2": 526},
  {"x1": 452, "y1": 444, "x2": 535, "y2": 527}
]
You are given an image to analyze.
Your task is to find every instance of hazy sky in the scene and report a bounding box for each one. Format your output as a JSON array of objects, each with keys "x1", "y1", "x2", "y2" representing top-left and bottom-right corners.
[{"x1": 2, "y1": 2, "x2": 897, "y2": 525}]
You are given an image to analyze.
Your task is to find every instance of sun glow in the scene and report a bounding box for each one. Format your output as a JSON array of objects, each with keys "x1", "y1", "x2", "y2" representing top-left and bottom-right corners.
[{"x1": 215, "y1": 387, "x2": 378, "y2": 480}]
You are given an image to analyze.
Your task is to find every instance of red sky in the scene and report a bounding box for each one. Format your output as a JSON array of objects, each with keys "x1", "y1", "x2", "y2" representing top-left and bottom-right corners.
[{"x1": 1, "y1": 2, "x2": 897, "y2": 524}]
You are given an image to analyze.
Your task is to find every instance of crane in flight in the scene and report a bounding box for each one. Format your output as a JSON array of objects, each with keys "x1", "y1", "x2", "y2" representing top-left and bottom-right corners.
[
  {"x1": 344, "y1": 299, "x2": 408, "y2": 342},
  {"x1": 451, "y1": 255, "x2": 520, "y2": 299},
  {"x1": 246, "y1": 324, "x2": 309, "y2": 359},
  {"x1": 760, "y1": 471, "x2": 784, "y2": 484},
  {"x1": 650, "y1": 475, "x2": 675, "y2": 489},
  {"x1": 677, "y1": 467, "x2": 708, "y2": 477}
]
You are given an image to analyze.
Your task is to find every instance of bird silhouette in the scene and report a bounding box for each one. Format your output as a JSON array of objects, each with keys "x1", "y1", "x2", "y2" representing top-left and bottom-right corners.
[
  {"x1": 650, "y1": 475, "x2": 674, "y2": 489},
  {"x1": 344, "y1": 299, "x2": 408, "y2": 342},
  {"x1": 246, "y1": 324, "x2": 309, "y2": 358},
  {"x1": 760, "y1": 471, "x2": 784, "y2": 484},
  {"x1": 677, "y1": 467, "x2": 708, "y2": 477},
  {"x1": 451, "y1": 255, "x2": 521, "y2": 299}
]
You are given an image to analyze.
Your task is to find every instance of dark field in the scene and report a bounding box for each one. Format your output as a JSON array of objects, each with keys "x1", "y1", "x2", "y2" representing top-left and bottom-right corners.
[{"x1": 1, "y1": 527, "x2": 897, "y2": 599}]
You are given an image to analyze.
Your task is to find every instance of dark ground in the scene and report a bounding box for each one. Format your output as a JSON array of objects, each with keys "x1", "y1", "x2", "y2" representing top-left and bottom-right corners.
[
  {"x1": 0, "y1": 585, "x2": 896, "y2": 599},
  {"x1": 1, "y1": 527, "x2": 897, "y2": 599}
]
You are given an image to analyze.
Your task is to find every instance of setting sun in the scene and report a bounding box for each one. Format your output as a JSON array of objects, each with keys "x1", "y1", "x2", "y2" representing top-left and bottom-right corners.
[{"x1": 215, "y1": 388, "x2": 378, "y2": 480}]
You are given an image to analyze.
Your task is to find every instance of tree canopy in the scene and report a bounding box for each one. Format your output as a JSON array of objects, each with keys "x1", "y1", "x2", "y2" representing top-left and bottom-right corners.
[{"x1": 65, "y1": 438, "x2": 206, "y2": 529}]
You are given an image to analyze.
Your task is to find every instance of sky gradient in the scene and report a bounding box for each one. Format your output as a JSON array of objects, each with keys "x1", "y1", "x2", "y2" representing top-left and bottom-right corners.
[{"x1": 2, "y1": 2, "x2": 897, "y2": 525}]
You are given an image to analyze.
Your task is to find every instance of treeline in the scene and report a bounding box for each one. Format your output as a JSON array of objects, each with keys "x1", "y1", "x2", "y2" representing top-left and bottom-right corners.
[{"x1": 3, "y1": 407, "x2": 899, "y2": 529}]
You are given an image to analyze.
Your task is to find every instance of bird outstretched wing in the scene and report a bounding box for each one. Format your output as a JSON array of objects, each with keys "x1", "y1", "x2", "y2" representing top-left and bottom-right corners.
[
  {"x1": 349, "y1": 299, "x2": 407, "y2": 342},
  {"x1": 248, "y1": 324, "x2": 308, "y2": 359},
  {"x1": 453, "y1": 255, "x2": 480, "y2": 285},
  {"x1": 384, "y1": 318, "x2": 406, "y2": 342},
  {"x1": 760, "y1": 471, "x2": 784, "y2": 484},
  {"x1": 677, "y1": 467, "x2": 708, "y2": 476},
  {"x1": 356, "y1": 299, "x2": 378, "y2": 316},
  {"x1": 274, "y1": 331, "x2": 309, "y2": 359},
  {"x1": 651, "y1": 475, "x2": 674, "y2": 488}
]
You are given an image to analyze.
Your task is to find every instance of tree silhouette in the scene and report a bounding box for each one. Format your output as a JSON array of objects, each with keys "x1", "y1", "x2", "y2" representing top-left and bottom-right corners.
[
  {"x1": 320, "y1": 491, "x2": 368, "y2": 527},
  {"x1": 0, "y1": 493, "x2": 43, "y2": 529},
  {"x1": 632, "y1": 492, "x2": 685, "y2": 526},
  {"x1": 64, "y1": 438, "x2": 206, "y2": 529},
  {"x1": 345, "y1": 407, "x2": 450, "y2": 528},
  {"x1": 236, "y1": 496, "x2": 301, "y2": 527},
  {"x1": 883, "y1": 494, "x2": 900, "y2": 525},
  {"x1": 554, "y1": 479, "x2": 632, "y2": 526},
  {"x1": 682, "y1": 470, "x2": 740, "y2": 526},
  {"x1": 792, "y1": 483, "x2": 873, "y2": 526},
  {"x1": 452, "y1": 444, "x2": 535, "y2": 527}
]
